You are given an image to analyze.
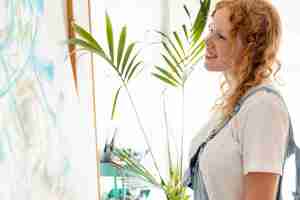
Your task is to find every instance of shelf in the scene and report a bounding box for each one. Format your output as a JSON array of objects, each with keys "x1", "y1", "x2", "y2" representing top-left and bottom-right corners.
[{"x1": 100, "y1": 162, "x2": 137, "y2": 177}]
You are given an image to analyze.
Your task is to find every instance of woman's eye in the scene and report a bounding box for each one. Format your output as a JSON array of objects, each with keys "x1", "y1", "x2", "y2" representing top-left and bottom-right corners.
[{"x1": 216, "y1": 33, "x2": 226, "y2": 40}]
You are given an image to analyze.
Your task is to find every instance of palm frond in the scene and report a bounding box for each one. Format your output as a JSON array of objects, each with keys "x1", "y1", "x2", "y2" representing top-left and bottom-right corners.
[
  {"x1": 121, "y1": 42, "x2": 135, "y2": 74},
  {"x1": 73, "y1": 24, "x2": 102, "y2": 50},
  {"x1": 111, "y1": 87, "x2": 122, "y2": 120},
  {"x1": 154, "y1": 66, "x2": 180, "y2": 85},
  {"x1": 126, "y1": 61, "x2": 143, "y2": 82},
  {"x1": 124, "y1": 53, "x2": 139, "y2": 80},
  {"x1": 173, "y1": 31, "x2": 185, "y2": 56},
  {"x1": 191, "y1": 0, "x2": 211, "y2": 45},
  {"x1": 155, "y1": 31, "x2": 185, "y2": 62},
  {"x1": 183, "y1": 4, "x2": 192, "y2": 21},
  {"x1": 153, "y1": 0, "x2": 211, "y2": 87},
  {"x1": 182, "y1": 24, "x2": 189, "y2": 42},
  {"x1": 188, "y1": 40, "x2": 205, "y2": 62},
  {"x1": 106, "y1": 13, "x2": 115, "y2": 62},
  {"x1": 161, "y1": 54, "x2": 182, "y2": 80},
  {"x1": 68, "y1": 38, "x2": 112, "y2": 65},
  {"x1": 117, "y1": 26, "x2": 127, "y2": 69},
  {"x1": 162, "y1": 41, "x2": 181, "y2": 71},
  {"x1": 113, "y1": 149, "x2": 161, "y2": 187},
  {"x1": 189, "y1": 41, "x2": 205, "y2": 64},
  {"x1": 151, "y1": 73, "x2": 179, "y2": 87}
]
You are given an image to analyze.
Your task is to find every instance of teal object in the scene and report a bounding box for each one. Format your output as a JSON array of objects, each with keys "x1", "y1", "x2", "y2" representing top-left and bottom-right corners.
[
  {"x1": 100, "y1": 162, "x2": 135, "y2": 200},
  {"x1": 100, "y1": 162, "x2": 136, "y2": 177},
  {"x1": 100, "y1": 162, "x2": 151, "y2": 199},
  {"x1": 107, "y1": 188, "x2": 130, "y2": 199}
]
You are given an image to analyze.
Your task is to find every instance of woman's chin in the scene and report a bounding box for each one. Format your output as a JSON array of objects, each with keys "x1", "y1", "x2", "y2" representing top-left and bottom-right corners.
[
  {"x1": 204, "y1": 59, "x2": 229, "y2": 72},
  {"x1": 204, "y1": 61, "x2": 218, "y2": 71}
]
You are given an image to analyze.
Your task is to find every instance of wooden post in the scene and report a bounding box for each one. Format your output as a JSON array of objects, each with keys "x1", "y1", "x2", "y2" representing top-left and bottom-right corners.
[
  {"x1": 66, "y1": 0, "x2": 78, "y2": 95},
  {"x1": 66, "y1": 0, "x2": 101, "y2": 199},
  {"x1": 87, "y1": 0, "x2": 101, "y2": 200}
]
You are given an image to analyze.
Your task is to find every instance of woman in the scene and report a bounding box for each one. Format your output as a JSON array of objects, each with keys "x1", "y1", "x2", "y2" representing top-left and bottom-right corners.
[{"x1": 186, "y1": 0, "x2": 290, "y2": 200}]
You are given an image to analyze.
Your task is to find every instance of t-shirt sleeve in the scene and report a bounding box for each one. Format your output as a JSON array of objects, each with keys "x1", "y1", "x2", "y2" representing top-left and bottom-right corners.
[{"x1": 240, "y1": 95, "x2": 289, "y2": 175}]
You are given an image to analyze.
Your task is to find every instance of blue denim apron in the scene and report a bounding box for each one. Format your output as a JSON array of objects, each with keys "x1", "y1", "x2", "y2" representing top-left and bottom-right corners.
[{"x1": 183, "y1": 86, "x2": 300, "y2": 200}]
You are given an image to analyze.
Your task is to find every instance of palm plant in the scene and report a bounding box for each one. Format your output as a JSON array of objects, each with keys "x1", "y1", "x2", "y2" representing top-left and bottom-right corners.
[
  {"x1": 150, "y1": 0, "x2": 211, "y2": 198},
  {"x1": 152, "y1": 0, "x2": 210, "y2": 87},
  {"x1": 68, "y1": 12, "x2": 164, "y2": 188},
  {"x1": 68, "y1": 0, "x2": 211, "y2": 198},
  {"x1": 68, "y1": 13, "x2": 143, "y2": 120}
]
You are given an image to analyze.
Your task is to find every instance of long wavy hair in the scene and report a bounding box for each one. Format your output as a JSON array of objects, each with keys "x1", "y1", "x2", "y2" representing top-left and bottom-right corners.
[{"x1": 211, "y1": 0, "x2": 282, "y2": 120}]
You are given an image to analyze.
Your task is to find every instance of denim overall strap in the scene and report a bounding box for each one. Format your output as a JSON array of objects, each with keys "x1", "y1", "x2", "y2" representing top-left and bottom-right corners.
[
  {"x1": 184, "y1": 112, "x2": 235, "y2": 200},
  {"x1": 294, "y1": 145, "x2": 300, "y2": 200}
]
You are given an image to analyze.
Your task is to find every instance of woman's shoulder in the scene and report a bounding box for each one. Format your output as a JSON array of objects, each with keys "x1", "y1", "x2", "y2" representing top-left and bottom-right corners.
[
  {"x1": 234, "y1": 83, "x2": 289, "y2": 134},
  {"x1": 238, "y1": 83, "x2": 288, "y2": 116},
  {"x1": 231, "y1": 83, "x2": 290, "y2": 150}
]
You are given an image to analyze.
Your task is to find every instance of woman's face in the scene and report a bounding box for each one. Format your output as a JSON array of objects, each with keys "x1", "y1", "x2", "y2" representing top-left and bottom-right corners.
[{"x1": 204, "y1": 8, "x2": 244, "y2": 72}]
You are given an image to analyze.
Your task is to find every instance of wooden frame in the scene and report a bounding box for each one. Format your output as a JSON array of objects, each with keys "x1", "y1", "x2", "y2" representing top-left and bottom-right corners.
[
  {"x1": 66, "y1": 0, "x2": 78, "y2": 94},
  {"x1": 66, "y1": 0, "x2": 101, "y2": 199}
]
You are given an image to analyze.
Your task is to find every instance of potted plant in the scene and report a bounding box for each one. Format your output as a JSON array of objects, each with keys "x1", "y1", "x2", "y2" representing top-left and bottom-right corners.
[{"x1": 68, "y1": 0, "x2": 211, "y2": 199}]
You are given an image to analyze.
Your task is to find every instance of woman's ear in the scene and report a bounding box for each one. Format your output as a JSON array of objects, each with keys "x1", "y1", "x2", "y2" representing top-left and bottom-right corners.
[{"x1": 233, "y1": 34, "x2": 246, "y2": 65}]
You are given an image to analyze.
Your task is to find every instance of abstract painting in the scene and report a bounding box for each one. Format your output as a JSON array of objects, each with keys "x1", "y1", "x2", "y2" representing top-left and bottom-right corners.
[{"x1": 0, "y1": 0, "x2": 98, "y2": 199}]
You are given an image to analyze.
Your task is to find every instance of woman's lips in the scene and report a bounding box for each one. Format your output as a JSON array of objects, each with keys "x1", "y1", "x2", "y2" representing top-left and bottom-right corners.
[
  {"x1": 205, "y1": 50, "x2": 217, "y2": 59},
  {"x1": 205, "y1": 54, "x2": 218, "y2": 59}
]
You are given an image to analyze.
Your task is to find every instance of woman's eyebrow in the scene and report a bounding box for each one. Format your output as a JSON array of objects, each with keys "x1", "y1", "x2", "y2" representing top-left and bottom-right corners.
[
  {"x1": 214, "y1": 23, "x2": 228, "y2": 37},
  {"x1": 210, "y1": 22, "x2": 224, "y2": 34}
]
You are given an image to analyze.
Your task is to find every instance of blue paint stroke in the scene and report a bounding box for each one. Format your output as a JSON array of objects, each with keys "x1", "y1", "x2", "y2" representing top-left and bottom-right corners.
[
  {"x1": 22, "y1": 0, "x2": 44, "y2": 15},
  {"x1": 0, "y1": 132, "x2": 7, "y2": 162},
  {"x1": 32, "y1": 55, "x2": 55, "y2": 82},
  {"x1": 0, "y1": 0, "x2": 69, "y2": 183}
]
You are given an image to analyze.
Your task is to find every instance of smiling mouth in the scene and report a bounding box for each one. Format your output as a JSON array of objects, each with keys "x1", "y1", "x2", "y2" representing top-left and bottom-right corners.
[
  {"x1": 205, "y1": 50, "x2": 218, "y2": 59},
  {"x1": 205, "y1": 54, "x2": 218, "y2": 59}
]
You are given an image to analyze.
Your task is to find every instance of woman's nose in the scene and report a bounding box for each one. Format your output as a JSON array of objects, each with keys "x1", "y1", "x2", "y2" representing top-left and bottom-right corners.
[{"x1": 204, "y1": 33, "x2": 214, "y2": 48}]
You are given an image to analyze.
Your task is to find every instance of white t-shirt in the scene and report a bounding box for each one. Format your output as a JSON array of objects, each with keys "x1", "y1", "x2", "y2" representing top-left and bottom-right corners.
[{"x1": 188, "y1": 83, "x2": 290, "y2": 200}]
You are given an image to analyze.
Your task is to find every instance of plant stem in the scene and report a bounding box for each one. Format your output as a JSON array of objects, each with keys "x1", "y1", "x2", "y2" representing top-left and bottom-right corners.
[
  {"x1": 162, "y1": 89, "x2": 180, "y2": 177},
  {"x1": 180, "y1": 85, "x2": 185, "y2": 179},
  {"x1": 123, "y1": 84, "x2": 165, "y2": 185}
]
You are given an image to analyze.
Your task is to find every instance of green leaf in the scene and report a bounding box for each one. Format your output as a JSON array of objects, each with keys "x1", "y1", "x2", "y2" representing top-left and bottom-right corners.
[
  {"x1": 161, "y1": 54, "x2": 182, "y2": 80},
  {"x1": 127, "y1": 61, "x2": 143, "y2": 82},
  {"x1": 124, "y1": 53, "x2": 139, "y2": 80},
  {"x1": 68, "y1": 38, "x2": 110, "y2": 62},
  {"x1": 152, "y1": 73, "x2": 178, "y2": 87},
  {"x1": 121, "y1": 42, "x2": 135, "y2": 74},
  {"x1": 106, "y1": 13, "x2": 115, "y2": 62},
  {"x1": 182, "y1": 24, "x2": 189, "y2": 42},
  {"x1": 73, "y1": 24, "x2": 102, "y2": 50},
  {"x1": 162, "y1": 42, "x2": 182, "y2": 72},
  {"x1": 191, "y1": 0, "x2": 211, "y2": 45},
  {"x1": 117, "y1": 26, "x2": 127, "y2": 69},
  {"x1": 111, "y1": 87, "x2": 121, "y2": 120},
  {"x1": 154, "y1": 66, "x2": 180, "y2": 85},
  {"x1": 68, "y1": 38, "x2": 116, "y2": 69},
  {"x1": 189, "y1": 40, "x2": 205, "y2": 58},
  {"x1": 155, "y1": 30, "x2": 184, "y2": 61},
  {"x1": 190, "y1": 41, "x2": 205, "y2": 61},
  {"x1": 183, "y1": 4, "x2": 191, "y2": 20},
  {"x1": 173, "y1": 31, "x2": 185, "y2": 55},
  {"x1": 113, "y1": 149, "x2": 160, "y2": 186}
]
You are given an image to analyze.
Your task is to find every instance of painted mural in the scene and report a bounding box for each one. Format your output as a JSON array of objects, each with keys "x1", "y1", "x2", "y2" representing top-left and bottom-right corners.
[{"x1": 0, "y1": 0, "x2": 97, "y2": 199}]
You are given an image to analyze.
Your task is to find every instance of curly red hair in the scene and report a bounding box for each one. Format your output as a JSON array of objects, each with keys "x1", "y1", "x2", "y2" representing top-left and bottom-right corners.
[{"x1": 211, "y1": 0, "x2": 282, "y2": 120}]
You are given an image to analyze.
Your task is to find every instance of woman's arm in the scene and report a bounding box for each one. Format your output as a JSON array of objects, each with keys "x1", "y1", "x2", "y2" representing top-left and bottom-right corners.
[{"x1": 243, "y1": 172, "x2": 280, "y2": 200}]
